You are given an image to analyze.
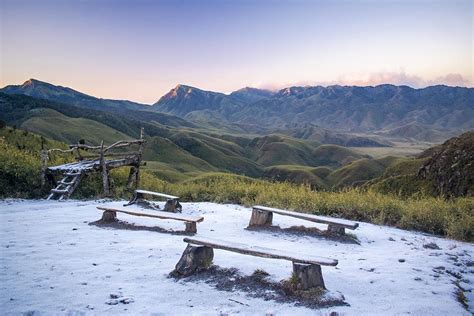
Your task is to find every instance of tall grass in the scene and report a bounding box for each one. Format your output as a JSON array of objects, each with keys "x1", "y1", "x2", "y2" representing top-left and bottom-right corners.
[
  {"x1": 1, "y1": 130, "x2": 472, "y2": 242},
  {"x1": 156, "y1": 173, "x2": 473, "y2": 242}
]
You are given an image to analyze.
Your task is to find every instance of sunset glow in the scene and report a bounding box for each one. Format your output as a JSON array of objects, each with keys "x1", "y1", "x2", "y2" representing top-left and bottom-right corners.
[{"x1": 1, "y1": 0, "x2": 472, "y2": 103}]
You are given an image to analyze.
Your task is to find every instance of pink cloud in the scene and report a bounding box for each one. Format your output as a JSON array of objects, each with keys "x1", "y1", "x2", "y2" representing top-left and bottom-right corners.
[{"x1": 256, "y1": 71, "x2": 472, "y2": 91}]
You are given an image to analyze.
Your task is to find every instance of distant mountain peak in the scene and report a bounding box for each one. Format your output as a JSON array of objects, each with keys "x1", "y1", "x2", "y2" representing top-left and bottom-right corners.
[{"x1": 21, "y1": 78, "x2": 45, "y2": 87}]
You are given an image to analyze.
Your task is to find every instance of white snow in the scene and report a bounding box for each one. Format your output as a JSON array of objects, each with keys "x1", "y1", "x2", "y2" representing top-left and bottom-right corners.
[{"x1": 1, "y1": 199, "x2": 473, "y2": 315}]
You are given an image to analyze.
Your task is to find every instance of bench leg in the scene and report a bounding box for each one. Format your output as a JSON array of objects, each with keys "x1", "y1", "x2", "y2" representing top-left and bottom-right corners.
[
  {"x1": 327, "y1": 224, "x2": 345, "y2": 235},
  {"x1": 101, "y1": 210, "x2": 117, "y2": 223},
  {"x1": 248, "y1": 209, "x2": 273, "y2": 227},
  {"x1": 173, "y1": 244, "x2": 214, "y2": 277},
  {"x1": 123, "y1": 191, "x2": 139, "y2": 207},
  {"x1": 184, "y1": 222, "x2": 197, "y2": 234},
  {"x1": 164, "y1": 199, "x2": 182, "y2": 213},
  {"x1": 292, "y1": 262, "x2": 325, "y2": 290}
]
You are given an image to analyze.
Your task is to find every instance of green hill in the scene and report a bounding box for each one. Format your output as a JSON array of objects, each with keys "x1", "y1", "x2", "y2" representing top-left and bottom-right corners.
[
  {"x1": 21, "y1": 108, "x2": 131, "y2": 145},
  {"x1": 245, "y1": 134, "x2": 321, "y2": 166},
  {"x1": 312, "y1": 144, "x2": 366, "y2": 168},
  {"x1": 262, "y1": 165, "x2": 327, "y2": 189}
]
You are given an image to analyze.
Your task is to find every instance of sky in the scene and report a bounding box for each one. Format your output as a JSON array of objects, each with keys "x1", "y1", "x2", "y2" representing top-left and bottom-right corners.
[{"x1": 0, "y1": 0, "x2": 472, "y2": 104}]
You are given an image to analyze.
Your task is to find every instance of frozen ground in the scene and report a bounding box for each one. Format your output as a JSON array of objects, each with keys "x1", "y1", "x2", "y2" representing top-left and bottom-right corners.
[{"x1": 1, "y1": 199, "x2": 473, "y2": 315}]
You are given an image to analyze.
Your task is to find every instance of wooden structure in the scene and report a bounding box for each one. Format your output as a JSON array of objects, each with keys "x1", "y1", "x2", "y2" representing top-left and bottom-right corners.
[
  {"x1": 97, "y1": 206, "x2": 204, "y2": 234},
  {"x1": 173, "y1": 237, "x2": 338, "y2": 289},
  {"x1": 249, "y1": 205, "x2": 359, "y2": 235},
  {"x1": 41, "y1": 128, "x2": 146, "y2": 200},
  {"x1": 124, "y1": 189, "x2": 182, "y2": 213}
]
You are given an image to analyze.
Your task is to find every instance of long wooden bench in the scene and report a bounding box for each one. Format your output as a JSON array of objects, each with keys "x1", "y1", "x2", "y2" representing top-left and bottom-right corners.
[
  {"x1": 96, "y1": 206, "x2": 203, "y2": 234},
  {"x1": 173, "y1": 236, "x2": 338, "y2": 289},
  {"x1": 249, "y1": 205, "x2": 359, "y2": 235},
  {"x1": 124, "y1": 189, "x2": 181, "y2": 213}
]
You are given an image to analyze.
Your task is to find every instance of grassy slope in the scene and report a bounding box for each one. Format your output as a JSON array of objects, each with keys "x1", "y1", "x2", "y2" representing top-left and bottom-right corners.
[
  {"x1": 1, "y1": 126, "x2": 472, "y2": 241},
  {"x1": 1, "y1": 92, "x2": 409, "y2": 186},
  {"x1": 21, "y1": 108, "x2": 131, "y2": 145},
  {"x1": 312, "y1": 144, "x2": 366, "y2": 168}
]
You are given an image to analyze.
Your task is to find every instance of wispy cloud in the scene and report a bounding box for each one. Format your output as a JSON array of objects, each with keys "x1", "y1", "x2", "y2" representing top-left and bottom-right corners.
[{"x1": 255, "y1": 71, "x2": 472, "y2": 91}]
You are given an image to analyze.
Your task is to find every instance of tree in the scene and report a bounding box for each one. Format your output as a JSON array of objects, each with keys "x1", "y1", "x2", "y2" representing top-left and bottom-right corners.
[{"x1": 0, "y1": 120, "x2": 6, "y2": 129}]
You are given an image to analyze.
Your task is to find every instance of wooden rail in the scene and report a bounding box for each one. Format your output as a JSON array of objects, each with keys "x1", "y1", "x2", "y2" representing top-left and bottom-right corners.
[{"x1": 41, "y1": 128, "x2": 146, "y2": 199}]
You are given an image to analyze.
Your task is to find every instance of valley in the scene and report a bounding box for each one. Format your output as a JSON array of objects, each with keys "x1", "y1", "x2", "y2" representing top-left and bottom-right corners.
[{"x1": 2, "y1": 79, "x2": 470, "y2": 190}]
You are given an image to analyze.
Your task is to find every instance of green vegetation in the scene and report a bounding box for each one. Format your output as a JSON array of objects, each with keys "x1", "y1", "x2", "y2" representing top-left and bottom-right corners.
[
  {"x1": 1, "y1": 127, "x2": 472, "y2": 242},
  {"x1": 22, "y1": 108, "x2": 131, "y2": 145}
]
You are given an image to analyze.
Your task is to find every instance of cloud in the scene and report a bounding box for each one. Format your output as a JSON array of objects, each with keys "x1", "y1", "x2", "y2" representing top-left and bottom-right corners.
[{"x1": 255, "y1": 71, "x2": 472, "y2": 91}]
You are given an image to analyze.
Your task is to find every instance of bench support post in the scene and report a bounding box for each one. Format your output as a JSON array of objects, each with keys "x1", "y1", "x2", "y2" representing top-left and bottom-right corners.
[
  {"x1": 248, "y1": 209, "x2": 273, "y2": 227},
  {"x1": 173, "y1": 244, "x2": 214, "y2": 277},
  {"x1": 292, "y1": 262, "x2": 325, "y2": 290},
  {"x1": 327, "y1": 224, "x2": 345, "y2": 235},
  {"x1": 184, "y1": 222, "x2": 197, "y2": 234},
  {"x1": 101, "y1": 210, "x2": 117, "y2": 223},
  {"x1": 164, "y1": 199, "x2": 182, "y2": 213}
]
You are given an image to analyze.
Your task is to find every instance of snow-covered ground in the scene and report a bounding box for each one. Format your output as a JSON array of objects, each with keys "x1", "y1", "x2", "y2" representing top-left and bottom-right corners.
[{"x1": 1, "y1": 199, "x2": 473, "y2": 315}]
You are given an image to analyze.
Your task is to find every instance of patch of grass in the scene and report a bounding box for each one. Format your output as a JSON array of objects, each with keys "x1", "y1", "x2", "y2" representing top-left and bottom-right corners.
[
  {"x1": 154, "y1": 173, "x2": 474, "y2": 242},
  {"x1": 251, "y1": 269, "x2": 270, "y2": 281}
]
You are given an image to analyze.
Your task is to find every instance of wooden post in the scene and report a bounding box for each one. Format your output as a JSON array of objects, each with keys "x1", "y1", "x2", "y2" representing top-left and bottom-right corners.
[
  {"x1": 100, "y1": 140, "x2": 110, "y2": 196},
  {"x1": 292, "y1": 262, "x2": 325, "y2": 290},
  {"x1": 173, "y1": 244, "x2": 214, "y2": 276},
  {"x1": 184, "y1": 222, "x2": 197, "y2": 234},
  {"x1": 134, "y1": 127, "x2": 145, "y2": 190},
  {"x1": 248, "y1": 209, "x2": 273, "y2": 227},
  {"x1": 40, "y1": 148, "x2": 48, "y2": 188},
  {"x1": 101, "y1": 210, "x2": 116, "y2": 223},
  {"x1": 327, "y1": 224, "x2": 345, "y2": 235},
  {"x1": 126, "y1": 167, "x2": 136, "y2": 190}
]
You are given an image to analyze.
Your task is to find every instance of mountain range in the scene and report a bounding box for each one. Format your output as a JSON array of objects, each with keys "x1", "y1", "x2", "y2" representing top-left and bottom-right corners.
[
  {"x1": 1, "y1": 78, "x2": 473, "y2": 190},
  {"x1": 3, "y1": 79, "x2": 473, "y2": 143},
  {"x1": 154, "y1": 83, "x2": 473, "y2": 141}
]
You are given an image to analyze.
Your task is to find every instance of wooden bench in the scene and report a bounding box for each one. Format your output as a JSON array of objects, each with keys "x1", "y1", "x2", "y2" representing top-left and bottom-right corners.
[
  {"x1": 96, "y1": 206, "x2": 203, "y2": 234},
  {"x1": 124, "y1": 189, "x2": 182, "y2": 213},
  {"x1": 249, "y1": 205, "x2": 359, "y2": 235},
  {"x1": 173, "y1": 236, "x2": 338, "y2": 289}
]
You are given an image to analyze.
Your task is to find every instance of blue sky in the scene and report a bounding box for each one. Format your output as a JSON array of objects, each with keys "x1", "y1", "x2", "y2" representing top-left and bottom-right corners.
[{"x1": 1, "y1": 0, "x2": 472, "y2": 103}]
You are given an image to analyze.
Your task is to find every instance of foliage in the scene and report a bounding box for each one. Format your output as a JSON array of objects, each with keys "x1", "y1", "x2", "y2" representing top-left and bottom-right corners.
[{"x1": 1, "y1": 127, "x2": 472, "y2": 242}]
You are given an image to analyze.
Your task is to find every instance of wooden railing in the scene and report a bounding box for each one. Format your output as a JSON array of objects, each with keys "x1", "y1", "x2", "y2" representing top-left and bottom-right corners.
[{"x1": 41, "y1": 128, "x2": 146, "y2": 195}]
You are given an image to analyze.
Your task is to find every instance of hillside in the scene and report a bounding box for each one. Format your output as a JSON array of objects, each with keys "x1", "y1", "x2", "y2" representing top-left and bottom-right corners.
[
  {"x1": 418, "y1": 130, "x2": 474, "y2": 197},
  {"x1": 154, "y1": 84, "x2": 473, "y2": 141},
  {"x1": 367, "y1": 131, "x2": 474, "y2": 198},
  {"x1": 1, "y1": 79, "x2": 150, "y2": 112},
  {"x1": 1, "y1": 93, "x2": 397, "y2": 184}
]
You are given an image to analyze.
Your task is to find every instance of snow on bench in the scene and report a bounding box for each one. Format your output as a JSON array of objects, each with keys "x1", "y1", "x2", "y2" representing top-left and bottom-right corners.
[
  {"x1": 124, "y1": 189, "x2": 181, "y2": 212},
  {"x1": 173, "y1": 236, "x2": 338, "y2": 289},
  {"x1": 135, "y1": 189, "x2": 179, "y2": 200},
  {"x1": 249, "y1": 205, "x2": 359, "y2": 235},
  {"x1": 96, "y1": 206, "x2": 203, "y2": 234}
]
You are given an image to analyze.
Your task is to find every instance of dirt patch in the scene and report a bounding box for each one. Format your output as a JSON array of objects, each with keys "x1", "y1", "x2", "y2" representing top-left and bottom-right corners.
[
  {"x1": 88, "y1": 219, "x2": 192, "y2": 235},
  {"x1": 170, "y1": 266, "x2": 348, "y2": 309},
  {"x1": 246, "y1": 225, "x2": 360, "y2": 245}
]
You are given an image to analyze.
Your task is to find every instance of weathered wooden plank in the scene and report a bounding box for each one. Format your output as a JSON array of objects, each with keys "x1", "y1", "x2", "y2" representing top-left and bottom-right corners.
[
  {"x1": 135, "y1": 189, "x2": 179, "y2": 200},
  {"x1": 253, "y1": 205, "x2": 359, "y2": 229},
  {"x1": 183, "y1": 237, "x2": 338, "y2": 266},
  {"x1": 51, "y1": 188, "x2": 68, "y2": 194},
  {"x1": 97, "y1": 207, "x2": 203, "y2": 223}
]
